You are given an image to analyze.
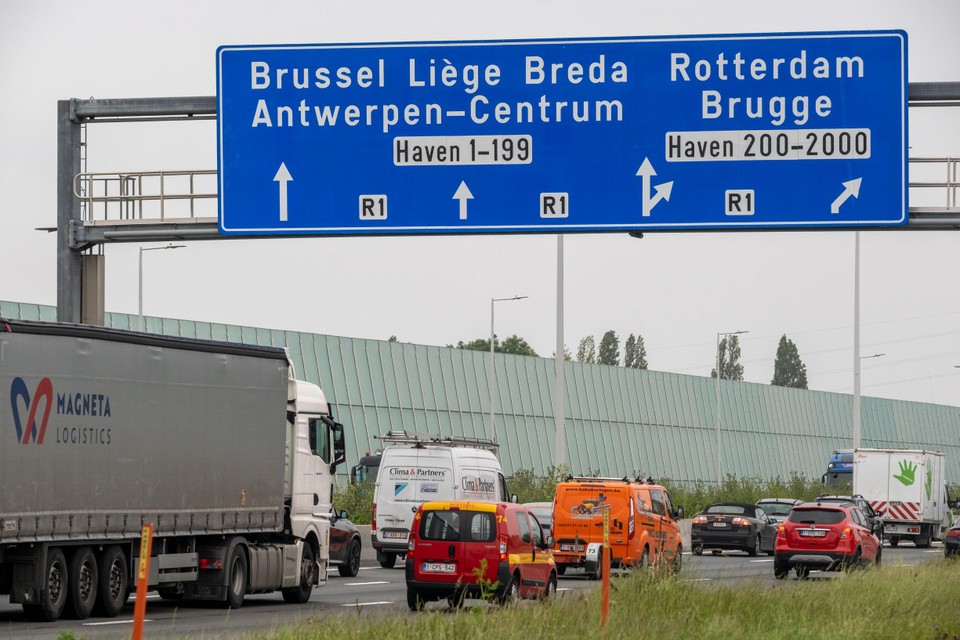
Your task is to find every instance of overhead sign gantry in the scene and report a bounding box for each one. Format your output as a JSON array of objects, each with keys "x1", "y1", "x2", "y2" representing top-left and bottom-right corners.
[{"x1": 217, "y1": 30, "x2": 907, "y2": 235}]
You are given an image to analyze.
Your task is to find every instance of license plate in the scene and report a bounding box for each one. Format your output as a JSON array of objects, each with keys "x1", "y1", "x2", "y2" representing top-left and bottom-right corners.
[
  {"x1": 422, "y1": 562, "x2": 456, "y2": 573},
  {"x1": 799, "y1": 529, "x2": 827, "y2": 537},
  {"x1": 711, "y1": 522, "x2": 728, "y2": 528},
  {"x1": 382, "y1": 531, "x2": 407, "y2": 540},
  {"x1": 559, "y1": 544, "x2": 585, "y2": 552}
]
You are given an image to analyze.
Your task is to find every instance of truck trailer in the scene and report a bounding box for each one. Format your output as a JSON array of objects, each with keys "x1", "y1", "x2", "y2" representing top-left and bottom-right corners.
[
  {"x1": 0, "y1": 320, "x2": 346, "y2": 621},
  {"x1": 852, "y1": 448, "x2": 951, "y2": 547}
]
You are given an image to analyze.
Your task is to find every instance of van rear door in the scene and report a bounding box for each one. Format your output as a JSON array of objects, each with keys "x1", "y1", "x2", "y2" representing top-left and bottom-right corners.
[
  {"x1": 375, "y1": 447, "x2": 455, "y2": 546},
  {"x1": 412, "y1": 504, "x2": 498, "y2": 585}
]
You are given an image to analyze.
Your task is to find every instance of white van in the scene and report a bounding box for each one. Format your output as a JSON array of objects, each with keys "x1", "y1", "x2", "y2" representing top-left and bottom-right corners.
[{"x1": 370, "y1": 432, "x2": 510, "y2": 568}]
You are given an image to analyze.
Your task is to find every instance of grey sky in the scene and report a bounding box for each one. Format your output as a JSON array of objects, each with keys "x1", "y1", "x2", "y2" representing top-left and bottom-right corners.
[{"x1": 2, "y1": 1, "x2": 959, "y2": 406}]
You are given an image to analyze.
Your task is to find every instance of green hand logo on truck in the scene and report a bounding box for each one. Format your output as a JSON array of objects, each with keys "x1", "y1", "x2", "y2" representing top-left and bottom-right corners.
[{"x1": 893, "y1": 460, "x2": 916, "y2": 487}]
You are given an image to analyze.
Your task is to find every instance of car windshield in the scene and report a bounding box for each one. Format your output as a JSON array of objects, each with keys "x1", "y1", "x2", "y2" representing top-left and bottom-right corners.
[
  {"x1": 705, "y1": 504, "x2": 750, "y2": 516},
  {"x1": 788, "y1": 508, "x2": 845, "y2": 525},
  {"x1": 758, "y1": 503, "x2": 794, "y2": 516}
]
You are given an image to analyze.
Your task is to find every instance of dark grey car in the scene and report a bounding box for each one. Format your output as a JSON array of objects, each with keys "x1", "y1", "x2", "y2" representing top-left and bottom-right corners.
[
  {"x1": 691, "y1": 502, "x2": 779, "y2": 556},
  {"x1": 330, "y1": 509, "x2": 363, "y2": 577}
]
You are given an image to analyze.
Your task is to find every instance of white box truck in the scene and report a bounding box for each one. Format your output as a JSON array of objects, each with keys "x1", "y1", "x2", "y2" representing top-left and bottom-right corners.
[
  {"x1": 370, "y1": 431, "x2": 511, "y2": 568},
  {"x1": 0, "y1": 320, "x2": 346, "y2": 621},
  {"x1": 852, "y1": 448, "x2": 951, "y2": 547}
]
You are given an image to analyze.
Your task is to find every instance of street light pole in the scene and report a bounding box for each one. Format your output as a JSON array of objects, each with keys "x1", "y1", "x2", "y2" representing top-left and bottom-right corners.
[
  {"x1": 488, "y1": 295, "x2": 528, "y2": 445},
  {"x1": 138, "y1": 244, "x2": 185, "y2": 331},
  {"x1": 715, "y1": 329, "x2": 748, "y2": 486}
]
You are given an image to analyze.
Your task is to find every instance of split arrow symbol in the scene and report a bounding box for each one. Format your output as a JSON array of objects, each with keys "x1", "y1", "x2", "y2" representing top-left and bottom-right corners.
[{"x1": 636, "y1": 158, "x2": 674, "y2": 217}]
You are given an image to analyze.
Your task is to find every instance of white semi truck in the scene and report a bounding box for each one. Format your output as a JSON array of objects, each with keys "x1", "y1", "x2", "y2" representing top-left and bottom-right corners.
[
  {"x1": 0, "y1": 320, "x2": 346, "y2": 621},
  {"x1": 852, "y1": 448, "x2": 952, "y2": 548}
]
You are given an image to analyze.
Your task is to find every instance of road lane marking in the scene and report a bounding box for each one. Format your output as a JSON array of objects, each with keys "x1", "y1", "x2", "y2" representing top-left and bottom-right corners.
[
  {"x1": 341, "y1": 601, "x2": 393, "y2": 607},
  {"x1": 749, "y1": 559, "x2": 774, "y2": 563},
  {"x1": 682, "y1": 578, "x2": 711, "y2": 582},
  {"x1": 83, "y1": 619, "x2": 152, "y2": 626},
  {"x1": 344, "y1": 581, "x2": 391, "y2": 586}
]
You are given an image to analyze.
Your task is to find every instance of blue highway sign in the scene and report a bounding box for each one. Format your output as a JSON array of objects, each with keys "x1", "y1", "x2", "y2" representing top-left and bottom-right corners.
[{"x1": 216, "y1": 31, "x2": 907, "y2": 236}]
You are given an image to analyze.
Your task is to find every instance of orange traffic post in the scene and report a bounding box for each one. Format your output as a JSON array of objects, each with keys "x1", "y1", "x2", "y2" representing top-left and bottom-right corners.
[
  {"x1": 132, "y1": 524, "x2": 154, "y2": 640},
  {"x1": 600, "y1": 510, "x2": 610, "y2": 630}
]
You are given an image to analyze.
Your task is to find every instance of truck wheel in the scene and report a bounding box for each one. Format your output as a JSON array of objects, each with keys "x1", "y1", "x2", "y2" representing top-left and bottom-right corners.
[
  {"x1": 23, "y1": 547, "x2": 68, "y2": 621},
  {"x1": 888, "y1": 536, "x2": 899, "y2": 547},
  {"x1": 67, "y1": 546, "x2": 98, "y2": 619},
  {"x1": 225, "y1": 545, "x2": 247, "y2": 609},
  {"x1": 95, "y1": 546, "x2": 129, "y2": 617},
  {"x1": 282, "y1": 544, "x2": 315, "y2": 604},
  {"x1": 555, "y1": 564, "x2": 566, "y2": 576},
  {"x1": 338, "y1": 539, "x2": 361, "y2": 577},
  {"x1": 377, "y1": 551, "x2": 397, "y2": 569}
]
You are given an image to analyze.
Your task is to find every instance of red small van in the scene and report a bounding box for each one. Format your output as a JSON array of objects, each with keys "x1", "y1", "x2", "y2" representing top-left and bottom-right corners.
[{"x1": 405, "y1": 501, "x2": 557, "y2": 610}]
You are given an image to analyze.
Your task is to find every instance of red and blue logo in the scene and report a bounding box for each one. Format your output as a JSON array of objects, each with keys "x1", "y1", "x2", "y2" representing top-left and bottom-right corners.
[{"x1": 10, "y1": 377, "x2": 53, "y2": 444}]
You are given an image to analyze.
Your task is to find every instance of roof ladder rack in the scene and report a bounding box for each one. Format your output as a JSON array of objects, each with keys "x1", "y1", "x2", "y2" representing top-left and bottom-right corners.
[{"x1": 375, "y1": 430, "x2": 499, "y2": 451}]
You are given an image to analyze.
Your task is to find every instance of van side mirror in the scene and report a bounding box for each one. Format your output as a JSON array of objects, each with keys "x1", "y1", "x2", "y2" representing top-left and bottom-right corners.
[
  {"x1": 510, "y1": 493, "x2": 518, "y2": 504},
  {"x1": 340, "y1": 509, "x2": 349, "y2": 520},
  {"x1": 673, "y1": 506, "x2": 685, "y2": 520},
  {"x1": 543, "y1": 535, "x2": 555, "y2": 549}
]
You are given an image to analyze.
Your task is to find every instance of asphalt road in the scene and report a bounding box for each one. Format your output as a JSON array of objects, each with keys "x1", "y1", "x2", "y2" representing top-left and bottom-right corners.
[{"x1": 0, "y1": 543, "x2": 945, "y2": 640}]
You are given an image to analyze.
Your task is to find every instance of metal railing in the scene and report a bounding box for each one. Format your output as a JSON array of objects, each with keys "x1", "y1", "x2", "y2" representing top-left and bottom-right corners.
[
  {"x1": 909, "y1": 157, "x2": 959, "y2": 210},
  {"x1": 73, "y1": 158, "x2": 959, "y2": 227},
  {"x1": 73, "y1": 170, "x2": 217, "y2": 223}
]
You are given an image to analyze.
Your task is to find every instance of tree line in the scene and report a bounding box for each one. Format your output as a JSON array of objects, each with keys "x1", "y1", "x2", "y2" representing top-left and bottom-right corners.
[{"x1": 450, "y1": 330, "x2": 809, "y2": 389}]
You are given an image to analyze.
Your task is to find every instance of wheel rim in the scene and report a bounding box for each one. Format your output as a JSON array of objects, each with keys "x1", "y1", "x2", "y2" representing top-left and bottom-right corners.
[
  {"x1": 108, "y1": 558, "x2": 124, "y2": 601},
  {"x1": 78, "y1": 560, "x2": 94, "y2": 602},
  {"x1": 48, "y1": 559, "x2": 65, "y2": 605},
  {"x1": 349, "y1": 542, "x2": 361, "y2": 573},
  {"x1": 755, "y1": 537, "x2": 761, "y2": 555}
]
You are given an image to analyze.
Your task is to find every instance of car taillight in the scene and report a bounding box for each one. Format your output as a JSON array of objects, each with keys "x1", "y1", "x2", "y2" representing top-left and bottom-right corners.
[
  {"x1": 371, "y1": 503, "x2": 377, "y2": 533},
  {"x1": 500, "y1": 535, "x2": 508, "y2": 561},
  {"x1": 948, "y1": 529, "x2": 960, "y2": 538},
  {"x1": 692, "y1": 516, "x2": 707, "y2": 525},
  {"x1": 839, "y1": 527, "x2": 851, "y2": 540},
  {"x1": 732, "y1": 517, "x2": 750, "y2": 527},
  {"x1": 407, "y1": 538, "x2": 415, "y2": 557},
  {"x1": 777, "y1": 525, "x2": 786, "y2": 539}
]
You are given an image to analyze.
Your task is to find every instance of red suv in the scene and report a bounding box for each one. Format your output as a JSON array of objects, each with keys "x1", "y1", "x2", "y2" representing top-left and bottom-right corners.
[
  {"x1": 774, "y1": 502, "x2": 882, "y2": 579},
  {"x1": 405, "y1": 501, "x2": 557, "y2": 610}
]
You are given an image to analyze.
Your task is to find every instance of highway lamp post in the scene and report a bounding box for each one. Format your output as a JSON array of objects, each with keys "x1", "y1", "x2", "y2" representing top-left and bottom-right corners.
[
  {"x1": 138, "y1": 244, "x2": 185, "y2": 332},
  {"x1": 489, "y1": 295, "x2": 528, "y2": 446},
  {"x1": 715, "y1": 330, "x2": 748, "y2": 486}
]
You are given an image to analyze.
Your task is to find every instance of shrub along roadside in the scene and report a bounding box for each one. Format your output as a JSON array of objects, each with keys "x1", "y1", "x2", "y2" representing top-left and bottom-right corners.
[{"x1": 334, "y1": 470, "x2": 960, "y2": 525}]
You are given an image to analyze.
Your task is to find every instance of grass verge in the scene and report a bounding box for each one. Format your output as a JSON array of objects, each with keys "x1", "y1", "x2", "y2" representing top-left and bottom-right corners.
[{"x1": 251, "y1": 560, "x2": 960, "y2": 640}]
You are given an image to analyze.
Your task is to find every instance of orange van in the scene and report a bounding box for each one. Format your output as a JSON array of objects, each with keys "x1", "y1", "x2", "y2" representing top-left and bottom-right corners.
[{"x1": 551, "y1": 477, "x2": 684, "y2": 577}]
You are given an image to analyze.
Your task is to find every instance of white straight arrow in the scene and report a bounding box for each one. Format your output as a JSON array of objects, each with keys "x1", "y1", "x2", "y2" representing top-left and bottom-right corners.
[
  {"x1": 830, "y1": 178, "x2": 862, "y2": 214},
  {"x1": 274, "y1": 163, "x2": 293, "y2": 222},
  {"x1": 453, "y1": 181, "x2": 473, "y2": 220}
]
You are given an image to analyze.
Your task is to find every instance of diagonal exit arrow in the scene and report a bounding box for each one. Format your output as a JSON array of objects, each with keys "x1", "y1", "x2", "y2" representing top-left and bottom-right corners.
[
  {"x1": 830, "y1": 178, "x2": 862, "y2": 214},
  {"x1": 274, "y1": 162, "x2": 293, "y2": 222},
  {"x1": 636, "y1": 158, "x2": 674, "y2": 217},
  {"x1": 453, "y1": 181, "x2": 473, "y2": 220}
]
